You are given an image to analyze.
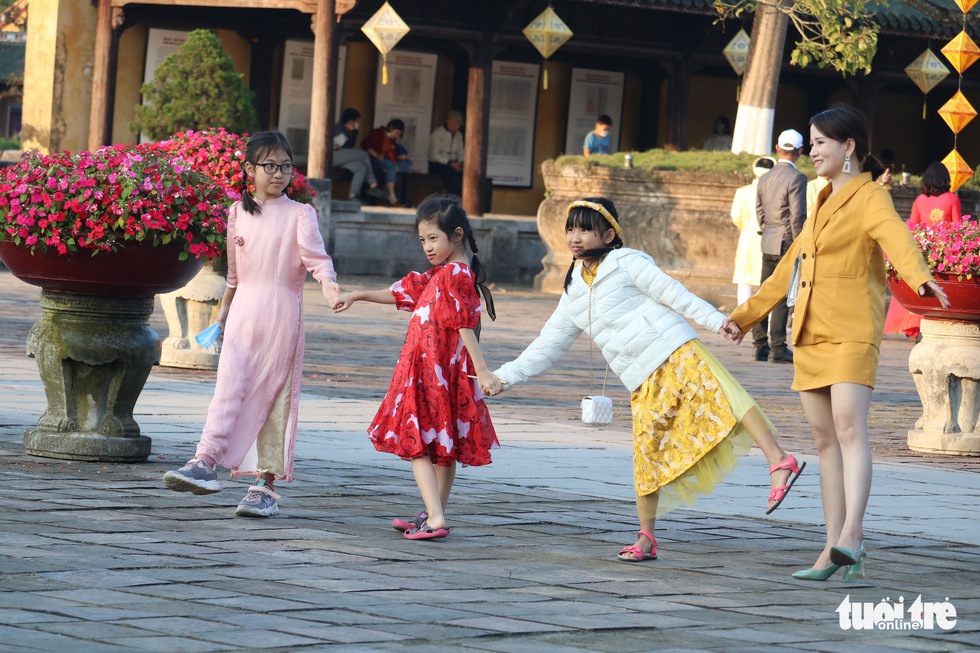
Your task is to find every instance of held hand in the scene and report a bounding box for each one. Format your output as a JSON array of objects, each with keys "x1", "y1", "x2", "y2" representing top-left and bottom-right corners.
[
  {"x1": 477, "y1": 371, "x2": 504, "y2": 397},
  {"x1": 330, "y1": 292, "x2": 355, "y2": 312},
  {"x1": 321, "y1": 282, "x2": 341, "y2": 304},
  {"x1": 920, "y1": 281, "x2": 951, "y2": 309},
  {"x1": 721, "y1": 317, "x2": 745, "y2": 344}
]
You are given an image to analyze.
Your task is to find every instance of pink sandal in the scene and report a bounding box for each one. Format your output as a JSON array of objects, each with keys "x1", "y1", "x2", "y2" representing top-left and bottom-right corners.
[
  {"x1": 617, "y1": 528, "x2": 658, "y2": 562},
  {"x1": 766, "y1": 454, "x2": 806, "y2": 514}
]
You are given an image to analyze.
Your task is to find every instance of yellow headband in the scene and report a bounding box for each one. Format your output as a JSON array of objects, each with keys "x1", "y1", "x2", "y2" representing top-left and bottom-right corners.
[{"x1": 566, "y1": 200, "x2": 621, "y2": 235}]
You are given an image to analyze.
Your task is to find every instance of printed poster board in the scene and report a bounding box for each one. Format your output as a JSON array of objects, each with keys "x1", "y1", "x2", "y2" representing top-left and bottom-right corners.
[
  {"x1": 372, "y1": 51, "x2": 438, "y2": 174},
  {"x1": 277, "y1": 41, "x2": 347, "y2": 165},
  {"x1": 140, "y1": 29, "x2": 190, "y2": 143},
  {"x1": 564, "y1": 68, "x2": 625, "y2": 155},
  {"x1": 487, "y1": 61, "x2": 540, "y2": 188}
]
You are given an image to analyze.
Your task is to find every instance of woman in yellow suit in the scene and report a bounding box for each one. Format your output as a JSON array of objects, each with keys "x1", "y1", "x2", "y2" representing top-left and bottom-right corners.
[{"x1": 730, "y1": 105, "x2": 950, "y2": 581}]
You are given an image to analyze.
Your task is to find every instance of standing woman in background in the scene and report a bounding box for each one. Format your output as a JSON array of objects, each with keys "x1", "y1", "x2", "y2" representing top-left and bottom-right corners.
[
  {"x1": 907, "y1": 161, "x2": 962, "y2": 227},
  {"x1": 730, "y1": 105, "x2": 950, "y2": 581}
]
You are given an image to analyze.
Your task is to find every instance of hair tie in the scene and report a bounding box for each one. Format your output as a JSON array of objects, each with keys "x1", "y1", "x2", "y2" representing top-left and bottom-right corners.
[{"x1": 567, "y1": 200, "x2": 621, "y2": 235}]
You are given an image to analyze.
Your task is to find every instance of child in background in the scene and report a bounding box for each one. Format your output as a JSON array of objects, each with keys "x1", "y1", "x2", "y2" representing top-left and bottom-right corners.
[
  {"x1": 330, "y1": 195, "x2": 501, "y2": 539},
  {"x1": 489, "y1": 197, "x2": 804, "y2": 562},
  {"x1": 395, "y1": 144, "x2": 414, "y2": 174},
  {"x1": 163, "y1": 131, "x2": 341, "y2": 518},
  {"x1": 583, "y1": 115, "x2": 613, "y2": 157}
]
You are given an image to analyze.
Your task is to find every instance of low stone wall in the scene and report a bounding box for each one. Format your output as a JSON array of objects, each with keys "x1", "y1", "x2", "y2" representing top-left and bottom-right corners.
[
  {"x1": 537, "y1": 162, "x2": 752, "y2": 307},
  {"x1": 307, "y1": 178, "x2": 545, "y2": 283}
]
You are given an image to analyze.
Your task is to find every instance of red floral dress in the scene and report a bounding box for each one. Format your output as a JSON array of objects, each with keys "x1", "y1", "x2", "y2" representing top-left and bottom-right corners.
[{"x1": 369, "y1": 262, "x2": 499, "y2": 466}]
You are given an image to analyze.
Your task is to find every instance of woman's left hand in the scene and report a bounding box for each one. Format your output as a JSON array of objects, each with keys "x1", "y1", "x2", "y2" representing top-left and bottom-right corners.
[{"x1": 920, "y1": 281, "x2": 951, "y2": 309}]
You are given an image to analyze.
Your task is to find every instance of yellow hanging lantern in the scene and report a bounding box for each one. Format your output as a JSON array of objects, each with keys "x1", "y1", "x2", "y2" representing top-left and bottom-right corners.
[
  {"x1": 942, "y1": 31, "x2": 980, "y2": 74},
  {"x1": 938, "y1": 91, "x2": 977, "y2": 133},
  {"x1": 905, "y1": 49, "x2": 950, "y2": 119},
  {"x1": 954, "y1": 0, "x2": 980, "y2": 12},
  {"x1": 942, "y1": 149, "x2": 974, "y2": 192},
  {"x1": 522, "y1": 6, "x2": 572, "y2": 90},
  {"x1": 361, "y1": 2, "x2": 410, "y2": 85},
  {"x1": 723, "y1": 29, "x2": 751, "y2": 101},
  {"x1": 723, "y1": 29, "x2": 750, "y2": 76}
]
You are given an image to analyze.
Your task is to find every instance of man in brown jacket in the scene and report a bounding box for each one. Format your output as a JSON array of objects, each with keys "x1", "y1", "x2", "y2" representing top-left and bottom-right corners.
[{"x1": 752, "y1": 128, "x2": 807, "y2": 363}]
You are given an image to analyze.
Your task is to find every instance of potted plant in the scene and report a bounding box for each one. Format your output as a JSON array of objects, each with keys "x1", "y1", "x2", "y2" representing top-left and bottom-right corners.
[
  {"x1": 0, "y1": 143, "x2": 230, "y2": 462},
  {"x1": 886, "y1": 220, "x2": 980, "y2": 322},
  {"x1": 0, "y1": 143, "x2": 228, "y2": 294}
]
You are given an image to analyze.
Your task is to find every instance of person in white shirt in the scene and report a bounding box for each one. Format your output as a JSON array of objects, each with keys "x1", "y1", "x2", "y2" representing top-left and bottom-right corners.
[{"x1": 428, "y1": 110, "x2": 465, "y2": 196}]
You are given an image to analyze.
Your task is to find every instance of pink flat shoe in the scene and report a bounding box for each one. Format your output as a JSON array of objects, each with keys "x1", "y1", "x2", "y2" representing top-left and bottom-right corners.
[
  {"x1": 404, "y1": 520, "x2": 450, "y2": 540},
  {"x1": 766, "y1": 454, "x2": 806, "y2": 514},
  {"x1": 392, "y1": 510, "x2": 427, "y2": 532},
  {"x1": 617, "y1": 528, "x2": 658, "y2": 562}
]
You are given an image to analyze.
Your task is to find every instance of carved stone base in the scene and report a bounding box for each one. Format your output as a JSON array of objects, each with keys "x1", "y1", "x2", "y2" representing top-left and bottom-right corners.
[
  {"x1": 907, "y1": 318, "x2": 980, "y2": 457},
  {"x1": 25, "y1": 430, "x2": 152, "y2": 462},
  {"x1": 25, "y1": 291, "x2": 159, "y2": 462},
  {"x1": 159, "y1": 265, "x2": 226, "y2": 370}
]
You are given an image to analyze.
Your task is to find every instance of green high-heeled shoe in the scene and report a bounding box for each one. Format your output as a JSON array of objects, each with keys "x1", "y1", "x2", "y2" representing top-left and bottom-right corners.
[
  {"x1": 791, "y1": 563, "x2": 842, "y2": 581},
  {"x1": 842, "y1": 546, "x2": 867, "y2": 581},
  {"x1": 830, "y1": 542, "x2": 863, "y2": 566}
]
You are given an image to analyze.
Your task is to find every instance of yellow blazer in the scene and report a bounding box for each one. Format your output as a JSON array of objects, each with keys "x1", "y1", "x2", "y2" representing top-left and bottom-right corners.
[{"x1": 731, "y1": 173, "x2": 933, "y2": 348}]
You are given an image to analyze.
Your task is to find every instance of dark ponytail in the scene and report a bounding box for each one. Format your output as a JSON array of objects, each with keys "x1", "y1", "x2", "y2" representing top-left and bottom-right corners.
[
  {"x1": 415, "y1": 194, "x2": 496, "y2": 324},
  {"x1": 240, "y1": 130, "x2": 294, "y2": 215}
]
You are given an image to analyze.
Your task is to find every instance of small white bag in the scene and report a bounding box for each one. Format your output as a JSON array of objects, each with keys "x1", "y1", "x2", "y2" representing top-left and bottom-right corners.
[{"x1": 581, "y1": 395, "x2": 613, "y2": 425}]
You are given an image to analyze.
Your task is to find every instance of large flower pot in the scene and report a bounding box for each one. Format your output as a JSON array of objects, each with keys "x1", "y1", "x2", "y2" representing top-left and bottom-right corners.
[
  {"x1": 0, "y1": 240, "x2": 204, "y2": 461},
  {"x1": 888, "y1": 273, "x2": 980, "y2": 456},
  {"x1": 887, "y1": 274, "x2": 980, "y2": 322}
]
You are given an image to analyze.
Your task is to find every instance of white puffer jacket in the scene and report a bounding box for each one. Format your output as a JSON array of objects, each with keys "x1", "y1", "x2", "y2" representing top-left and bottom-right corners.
[{"x1": 494, "y1": 248, "x2": 727, "y2": 392}]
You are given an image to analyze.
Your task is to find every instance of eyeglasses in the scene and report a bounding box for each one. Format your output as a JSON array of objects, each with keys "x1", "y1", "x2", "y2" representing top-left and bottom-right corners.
[{"x1": 256, "y1": 162, "x2": 294, "y2": 175}]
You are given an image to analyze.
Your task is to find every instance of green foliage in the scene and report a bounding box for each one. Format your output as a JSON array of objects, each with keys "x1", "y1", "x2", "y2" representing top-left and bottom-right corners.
[
  {"x1": 714, "y1": 0, "x2": 882, "y2": 76},
  {"x1": 0, "y1": 137, "x2": 19, "y2": 150},
  {"x1": 131, "y1": 29, "x2": 258, "y2": 141},
  {"x1": 557, "y1": 150, "x2": 817, "y2": 178}
]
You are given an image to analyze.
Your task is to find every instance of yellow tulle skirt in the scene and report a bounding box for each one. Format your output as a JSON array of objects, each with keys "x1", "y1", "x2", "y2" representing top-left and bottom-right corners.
[{"x1": 631, "y1": 339, "x2": 770, "y2": 516}]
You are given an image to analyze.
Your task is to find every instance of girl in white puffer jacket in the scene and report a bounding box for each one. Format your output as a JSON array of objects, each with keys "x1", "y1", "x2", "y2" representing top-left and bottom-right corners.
[{"x1": 491, "y1": 197, "x2": 804, "y2": 563}]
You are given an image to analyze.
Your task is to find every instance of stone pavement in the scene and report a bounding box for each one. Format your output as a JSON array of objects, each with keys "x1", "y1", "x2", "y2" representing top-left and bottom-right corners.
[{"x1": 1, "y1": 270, "x2": 978, "y2": 653}]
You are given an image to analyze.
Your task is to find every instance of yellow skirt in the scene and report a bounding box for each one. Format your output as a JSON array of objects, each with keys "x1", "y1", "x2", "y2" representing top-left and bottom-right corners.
[
  {"x1": 792, "y1": 340, "x2": 879, "y2": 391},
  {"x1": 631, "y1": 340, "x2": 771, "y2": 516}
]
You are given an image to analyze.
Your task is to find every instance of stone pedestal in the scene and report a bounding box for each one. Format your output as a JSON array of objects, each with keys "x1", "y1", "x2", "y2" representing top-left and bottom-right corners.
[
  {"x1": 25, "y1": 291, "x2": 159, "y2": 461},
  {"x1": 159, "y1": 265, "x2": 226, "y2": 369},
  {"x1": 907, "y1": 318, "x2": 980, "y2": 456}
]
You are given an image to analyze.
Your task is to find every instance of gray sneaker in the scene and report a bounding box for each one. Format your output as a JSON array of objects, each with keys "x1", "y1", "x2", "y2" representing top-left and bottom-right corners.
[
  {"x1": 163, "y1": 459, "x2": 222, "y2": 495},
  {"x1": 235, "y1": 486, "x2": 280, "y2": 517}
]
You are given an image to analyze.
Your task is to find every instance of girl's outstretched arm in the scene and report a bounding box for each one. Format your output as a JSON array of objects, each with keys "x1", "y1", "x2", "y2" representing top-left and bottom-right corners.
[
  {"x1": 330, "y1": 289, "x2": 397, "y2": 312},
  {"x1": 216, "y1": 287, "x2": 237, "y2": 333},
  {"x1": 459, "y1": 328, "x2": 503, "y2": 396}
]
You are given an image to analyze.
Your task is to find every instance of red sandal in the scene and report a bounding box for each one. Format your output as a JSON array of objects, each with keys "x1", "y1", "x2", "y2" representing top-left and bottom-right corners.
[
  {"x1": 616, "y1": 528, "x2": 658, "y2": 562},
  {"x1": 766, "y1": 454, "x2": 806, "y2": 514}
]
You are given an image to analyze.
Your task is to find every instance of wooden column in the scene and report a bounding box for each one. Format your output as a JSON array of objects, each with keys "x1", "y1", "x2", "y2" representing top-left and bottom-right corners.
[
  {"x1": 307, "y1": 0, "x2": 335, "y2": 178},
  {"x1": 463, "y1": 42, "x2": 492, "y2": 217},
  {"x1": 666, "y1": 58, "x2": 692, "y2": 151},
  {"x1": 87, "y1": 0, "x2": 114, "y2": 151}
]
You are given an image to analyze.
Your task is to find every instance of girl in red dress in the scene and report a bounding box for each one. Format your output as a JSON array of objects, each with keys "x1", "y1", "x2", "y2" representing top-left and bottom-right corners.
[{"x1": 330, "y1": 196, "x2": 502, "y2": 540}]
